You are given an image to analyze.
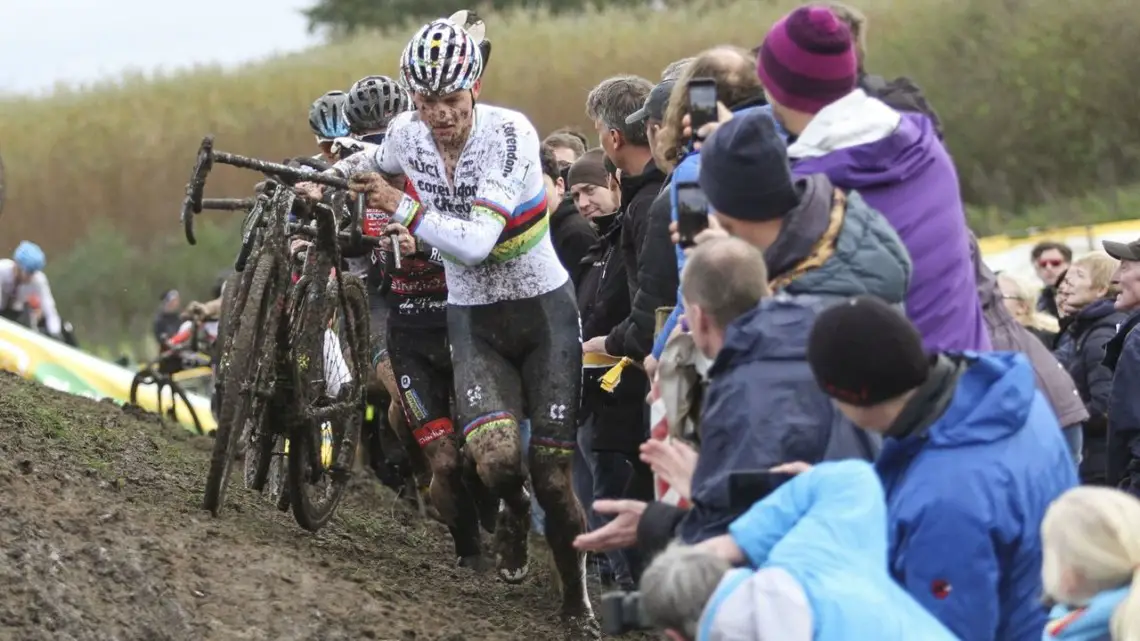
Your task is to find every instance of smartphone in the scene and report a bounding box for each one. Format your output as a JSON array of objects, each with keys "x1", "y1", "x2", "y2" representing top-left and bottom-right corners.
[
  {"x1": 675, "y1": 181, "x2": 709, "y2": 248},
  {"x1": 727, "y1": 470, "x2": 796, "y2": 508},
  {"x1": 687, "y1": 78, "x2": 719, "y2": 144}
]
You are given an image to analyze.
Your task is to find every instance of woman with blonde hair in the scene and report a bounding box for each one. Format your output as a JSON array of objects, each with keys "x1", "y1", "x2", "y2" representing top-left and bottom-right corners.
[
  {"x1": 998, "y1": 271, "x2": 1061, "y2": 346},
  {"x1": 1041, "y1": 486, "x2": 1140, "y2": 640},
  {"x1": 1053, "y1": 252, "x2": 1125, "y2": 484}
]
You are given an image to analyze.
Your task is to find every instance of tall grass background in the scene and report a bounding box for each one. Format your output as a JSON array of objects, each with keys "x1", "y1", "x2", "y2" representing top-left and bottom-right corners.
[{"x1": 1, "y1": 0, "x2": 1138, "y2": 351}]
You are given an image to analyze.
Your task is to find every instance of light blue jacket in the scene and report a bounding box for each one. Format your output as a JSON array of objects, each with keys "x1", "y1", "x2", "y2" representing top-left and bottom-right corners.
[
  {"x1": 698, "y1": 460, "x2": 957, "y2": 641},
  {"x1": 1043, "y1": 588, "x2": 1128, "y2": 641}
]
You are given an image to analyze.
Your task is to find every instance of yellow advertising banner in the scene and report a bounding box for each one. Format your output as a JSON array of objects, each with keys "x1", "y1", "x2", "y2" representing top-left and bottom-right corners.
[{"x1": 0, "y1": 318, "x2": 214, "y2": 433}]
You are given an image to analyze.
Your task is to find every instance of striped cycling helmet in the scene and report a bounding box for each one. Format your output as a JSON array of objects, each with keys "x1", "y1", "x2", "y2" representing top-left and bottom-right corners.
[
  {"x1": 309, "y1": 90, "x2": 350, "y2": 140},
  {"x1": 346, "y1": 76, "x2": 411, "y2": 133},
  {"x1": 399, "y1": 20, "x2": 483, "y2": 97}
]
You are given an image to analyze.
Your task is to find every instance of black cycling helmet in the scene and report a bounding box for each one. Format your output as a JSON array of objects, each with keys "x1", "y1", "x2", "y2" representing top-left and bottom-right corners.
[
  {"x1": 309, "y1": 91, "x2": 350, "y2": 140},
  {"x1": 346, "y1": 76, "x2": 411, "y2": 133}
]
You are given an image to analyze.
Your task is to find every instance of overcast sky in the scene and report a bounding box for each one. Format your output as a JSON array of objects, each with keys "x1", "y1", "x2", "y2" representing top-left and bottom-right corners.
[{"x1": 0, "y1": 0, "x2": 321, "y2": 95}]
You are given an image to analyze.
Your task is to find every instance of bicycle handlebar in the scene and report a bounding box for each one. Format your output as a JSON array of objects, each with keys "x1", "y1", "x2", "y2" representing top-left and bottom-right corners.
[
  {"x1": 180, "y1": 135, "x2": 352, "y2": 245},
  {"x1": 200, "y1": 197, "x2": 256, "y2": 211}
]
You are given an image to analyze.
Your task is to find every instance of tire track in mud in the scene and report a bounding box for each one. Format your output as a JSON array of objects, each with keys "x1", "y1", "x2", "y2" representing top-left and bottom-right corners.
[{"x1": 0, "y1": 372, "x2": 606, "y2": 641}]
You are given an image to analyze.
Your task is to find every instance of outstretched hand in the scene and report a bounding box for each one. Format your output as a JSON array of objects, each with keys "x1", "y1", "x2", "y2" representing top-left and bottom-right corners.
[{"x1": 572, "y1": 500, "x2": 647, "y2": 552}]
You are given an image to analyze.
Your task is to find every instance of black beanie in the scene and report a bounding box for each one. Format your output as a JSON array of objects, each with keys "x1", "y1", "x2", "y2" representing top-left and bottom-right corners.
[
  {"x1": 807, "y1": 296, "x2": 931, "y2": 407},
  {"x1": 697, "y1": 110, "x2": 800, "y2": 221}
]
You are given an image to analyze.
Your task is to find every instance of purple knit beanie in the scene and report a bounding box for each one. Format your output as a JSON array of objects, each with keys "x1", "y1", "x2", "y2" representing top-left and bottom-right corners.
[{"x1": 756, "y1": 5, "x2": 857, "y2": 114}]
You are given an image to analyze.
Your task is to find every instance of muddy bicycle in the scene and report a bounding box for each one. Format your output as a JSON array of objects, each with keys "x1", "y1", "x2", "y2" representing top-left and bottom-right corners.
[
  {"x1": 129, "y1": 316, "x2": 215, "y2": 435},
  {"x1": 182, "y1": 137, "x2": 374, "y2": 532}
]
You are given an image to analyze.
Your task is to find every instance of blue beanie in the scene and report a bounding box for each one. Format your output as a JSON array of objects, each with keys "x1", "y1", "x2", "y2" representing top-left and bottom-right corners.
[{"x1": 697, "y1": 110, "x2": 799, "y2": 221}]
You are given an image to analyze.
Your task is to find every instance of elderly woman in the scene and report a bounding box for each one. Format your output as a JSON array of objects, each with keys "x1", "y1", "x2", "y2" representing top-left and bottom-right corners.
[
  {"x1": 997, "y1": 272, "x2": 1061, "y2": 346},
  {"x1": 1053, "y1": 252, "x2": 1126, "y2": 484}
]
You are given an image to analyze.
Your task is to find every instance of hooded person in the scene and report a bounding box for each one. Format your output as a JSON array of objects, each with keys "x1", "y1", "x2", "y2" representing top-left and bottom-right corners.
[
  {"x1": 757, "y1": 5, "x2": 989, "y2": 354},
  {"x1": 651, "y1": 104, "x2": 912, "y2": 358},
  {"x1": 807, "y1": 295, "x2": 1077, "y2": 641}
]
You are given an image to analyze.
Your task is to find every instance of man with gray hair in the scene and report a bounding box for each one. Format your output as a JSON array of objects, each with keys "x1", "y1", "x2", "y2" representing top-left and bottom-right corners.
[{"x1": 582, "y1": 76, "x2": 670, "y2": 383}]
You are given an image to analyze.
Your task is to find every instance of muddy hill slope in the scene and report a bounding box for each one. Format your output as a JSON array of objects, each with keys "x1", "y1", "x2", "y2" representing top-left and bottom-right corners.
[{"x1": 0, "y1": 372, "x2": 618, "y2": 641}]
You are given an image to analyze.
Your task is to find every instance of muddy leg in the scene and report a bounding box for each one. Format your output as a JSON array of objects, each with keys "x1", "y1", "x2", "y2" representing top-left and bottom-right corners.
[
  {"x1": 465, "y1": 413, "x2": 530, "y2": 583},
  {"x1": 530, "y1": 447, "x2": 590, "y2": 619},
  {"x1": 423, "y1": 432, "x2": 483, "y2": 565}
]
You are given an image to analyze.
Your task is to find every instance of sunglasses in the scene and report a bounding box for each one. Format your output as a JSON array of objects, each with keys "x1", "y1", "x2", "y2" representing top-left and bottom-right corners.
[{"x1": 1037, "y1": 259, "x2": 1064, "y2": 268}]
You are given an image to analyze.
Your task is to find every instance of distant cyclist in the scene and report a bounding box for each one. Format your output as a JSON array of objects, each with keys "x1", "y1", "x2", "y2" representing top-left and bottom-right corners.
[
  {"x1": 340, "y1": 19, "x2": 594, "y2": 635},
  {"x1": 0, "y1": 241, "x2": 63, "y2": 339},
  {"x1": 308, "y1": 90, "x2": 352, "y2": 164}
]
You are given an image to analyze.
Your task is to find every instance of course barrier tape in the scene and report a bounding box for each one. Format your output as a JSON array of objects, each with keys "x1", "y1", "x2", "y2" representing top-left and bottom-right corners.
[{"x1": 0, "y1": 317, "x2": 215, "y2": 433}]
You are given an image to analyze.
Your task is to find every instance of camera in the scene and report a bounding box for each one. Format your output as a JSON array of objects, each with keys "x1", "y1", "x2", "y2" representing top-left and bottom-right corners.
[{"x1": 600, "y1": 590, "x2": 653, "y2": 636}]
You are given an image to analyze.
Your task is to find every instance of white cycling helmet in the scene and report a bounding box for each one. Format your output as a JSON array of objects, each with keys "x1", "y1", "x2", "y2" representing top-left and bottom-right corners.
[
  {"x1": 399, "y1": 19, "x2": 483, "y2": 97},
  {"x1": 346, "y1": 75, "x2": 411, "y2": 133}
]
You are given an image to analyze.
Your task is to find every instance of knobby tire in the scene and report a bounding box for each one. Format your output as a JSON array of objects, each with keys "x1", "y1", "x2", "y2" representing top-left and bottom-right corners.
[
  {"x1": 203, "y1": 252, "x2": 274, "y2": 515},
  {"x1": 286, "y1": 273, "x2": 368, "y2": 532}
]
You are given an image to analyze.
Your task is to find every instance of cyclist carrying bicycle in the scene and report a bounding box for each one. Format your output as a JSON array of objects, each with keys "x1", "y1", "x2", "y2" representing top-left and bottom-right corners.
[
  {"x1": 0, "y1": 241, "x2": 63, "y2": 340},
  {"x1": 340, "y1": 19, "x2": 594, "y2": 636}
]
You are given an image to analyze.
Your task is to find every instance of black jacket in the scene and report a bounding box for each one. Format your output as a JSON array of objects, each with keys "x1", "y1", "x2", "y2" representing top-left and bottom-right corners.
[
  {"x1": 604, "y1": 160, "x2": 670, "y2": 361},
  {"x1": 576, "y1": 214, "x2": 647, "y2": 453},
  {"x1": 549, "y1": 197, "x2": 596, "y2": 288},
  {"x1": 1054, "y1": 298, "x2": 1126, "y2": 484}
]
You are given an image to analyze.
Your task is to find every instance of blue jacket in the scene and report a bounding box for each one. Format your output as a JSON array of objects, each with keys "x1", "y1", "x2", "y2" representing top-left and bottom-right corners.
[
  {"x1": 697, "y1": 461, "x2": 957, "y2": 641},
  {"x1": 877, "y1": 352, "x2": 1078, "y2": 641},
  {"x1": 677, "y1": 294, "x2": 879, "y2": 543},
  {"x1": 651, "y1": 104, "x2": 784, "y2": 359},
  {"x1": 1043, "y1": 587, "x2": 1128, "y2": 641}
]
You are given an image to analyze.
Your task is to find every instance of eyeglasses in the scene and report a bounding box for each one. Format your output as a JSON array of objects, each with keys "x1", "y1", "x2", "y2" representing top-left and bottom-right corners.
[{"x1": 1037, "y1": 259, "x2": 1064, "y2": 268}]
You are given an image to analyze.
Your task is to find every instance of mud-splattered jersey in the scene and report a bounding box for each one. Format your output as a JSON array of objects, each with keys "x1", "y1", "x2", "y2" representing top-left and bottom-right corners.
[{"x1": 365, "y1": 104, "x2": 568, "y2": 306}]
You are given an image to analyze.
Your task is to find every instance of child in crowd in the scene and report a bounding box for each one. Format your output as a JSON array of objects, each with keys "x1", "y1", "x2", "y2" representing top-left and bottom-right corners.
[{"x1": 1041, "y1": 486, "x2": 1140, "y2": 640}]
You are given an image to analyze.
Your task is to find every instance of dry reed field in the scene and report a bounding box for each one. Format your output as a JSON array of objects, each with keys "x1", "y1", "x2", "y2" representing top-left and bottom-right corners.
[{"x1": 1, "y1": 0, "x2": 1138, "y2": 348}]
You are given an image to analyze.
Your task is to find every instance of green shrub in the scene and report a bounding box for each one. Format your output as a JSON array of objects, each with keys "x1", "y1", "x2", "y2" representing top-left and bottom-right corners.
[{"x1": 47, "y1": 218, "x2": 240, "y2": 355}]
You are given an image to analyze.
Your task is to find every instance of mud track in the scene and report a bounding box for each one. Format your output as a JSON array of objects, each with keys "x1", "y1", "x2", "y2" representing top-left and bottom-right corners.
[{"x1": 0, "y1": 373, "x2": 639, "y2": 640}]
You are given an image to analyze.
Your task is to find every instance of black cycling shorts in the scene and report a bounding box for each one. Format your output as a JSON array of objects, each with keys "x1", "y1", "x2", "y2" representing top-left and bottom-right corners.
[
  {"x1": 449, "y1": 281, "x2": 582, "y2": 454},
  {"x1": 387, "y1": 325, "x2": 454, "y2": 448}
]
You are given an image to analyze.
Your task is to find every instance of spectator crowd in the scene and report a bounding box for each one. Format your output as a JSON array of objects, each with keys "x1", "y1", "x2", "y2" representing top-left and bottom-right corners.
[{"x1": 530, "y1": 2, "x2": 1140, "y2": 639}]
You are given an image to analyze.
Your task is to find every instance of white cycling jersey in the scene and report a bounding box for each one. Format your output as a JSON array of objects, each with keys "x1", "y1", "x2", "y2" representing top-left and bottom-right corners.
[
  {"x1": 0, "y1": 259, "x2": 62, "y2": 336},
  {"x1": 334, "y1": 104, "x2": 567, "y2": 306}
]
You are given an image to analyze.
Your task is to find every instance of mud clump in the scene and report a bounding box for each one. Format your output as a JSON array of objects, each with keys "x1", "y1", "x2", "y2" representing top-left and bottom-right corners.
[{"x1": 0, "y1": 372, "x2": 634, "y2": 640}]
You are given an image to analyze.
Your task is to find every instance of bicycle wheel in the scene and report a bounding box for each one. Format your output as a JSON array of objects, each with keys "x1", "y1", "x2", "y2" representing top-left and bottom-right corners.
[
  {"x1": 286, "y1": 273, "x2": 368, "y2": 532},
  {"x1": 203, "y1": 251, "x2": 275, "y2": 515},
  {"x1": 128, "y1": 366, "x2": 157, "y2": 406},
  {"x1": 162, "y1": 379, "x2": 204, "y2": 435}
]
